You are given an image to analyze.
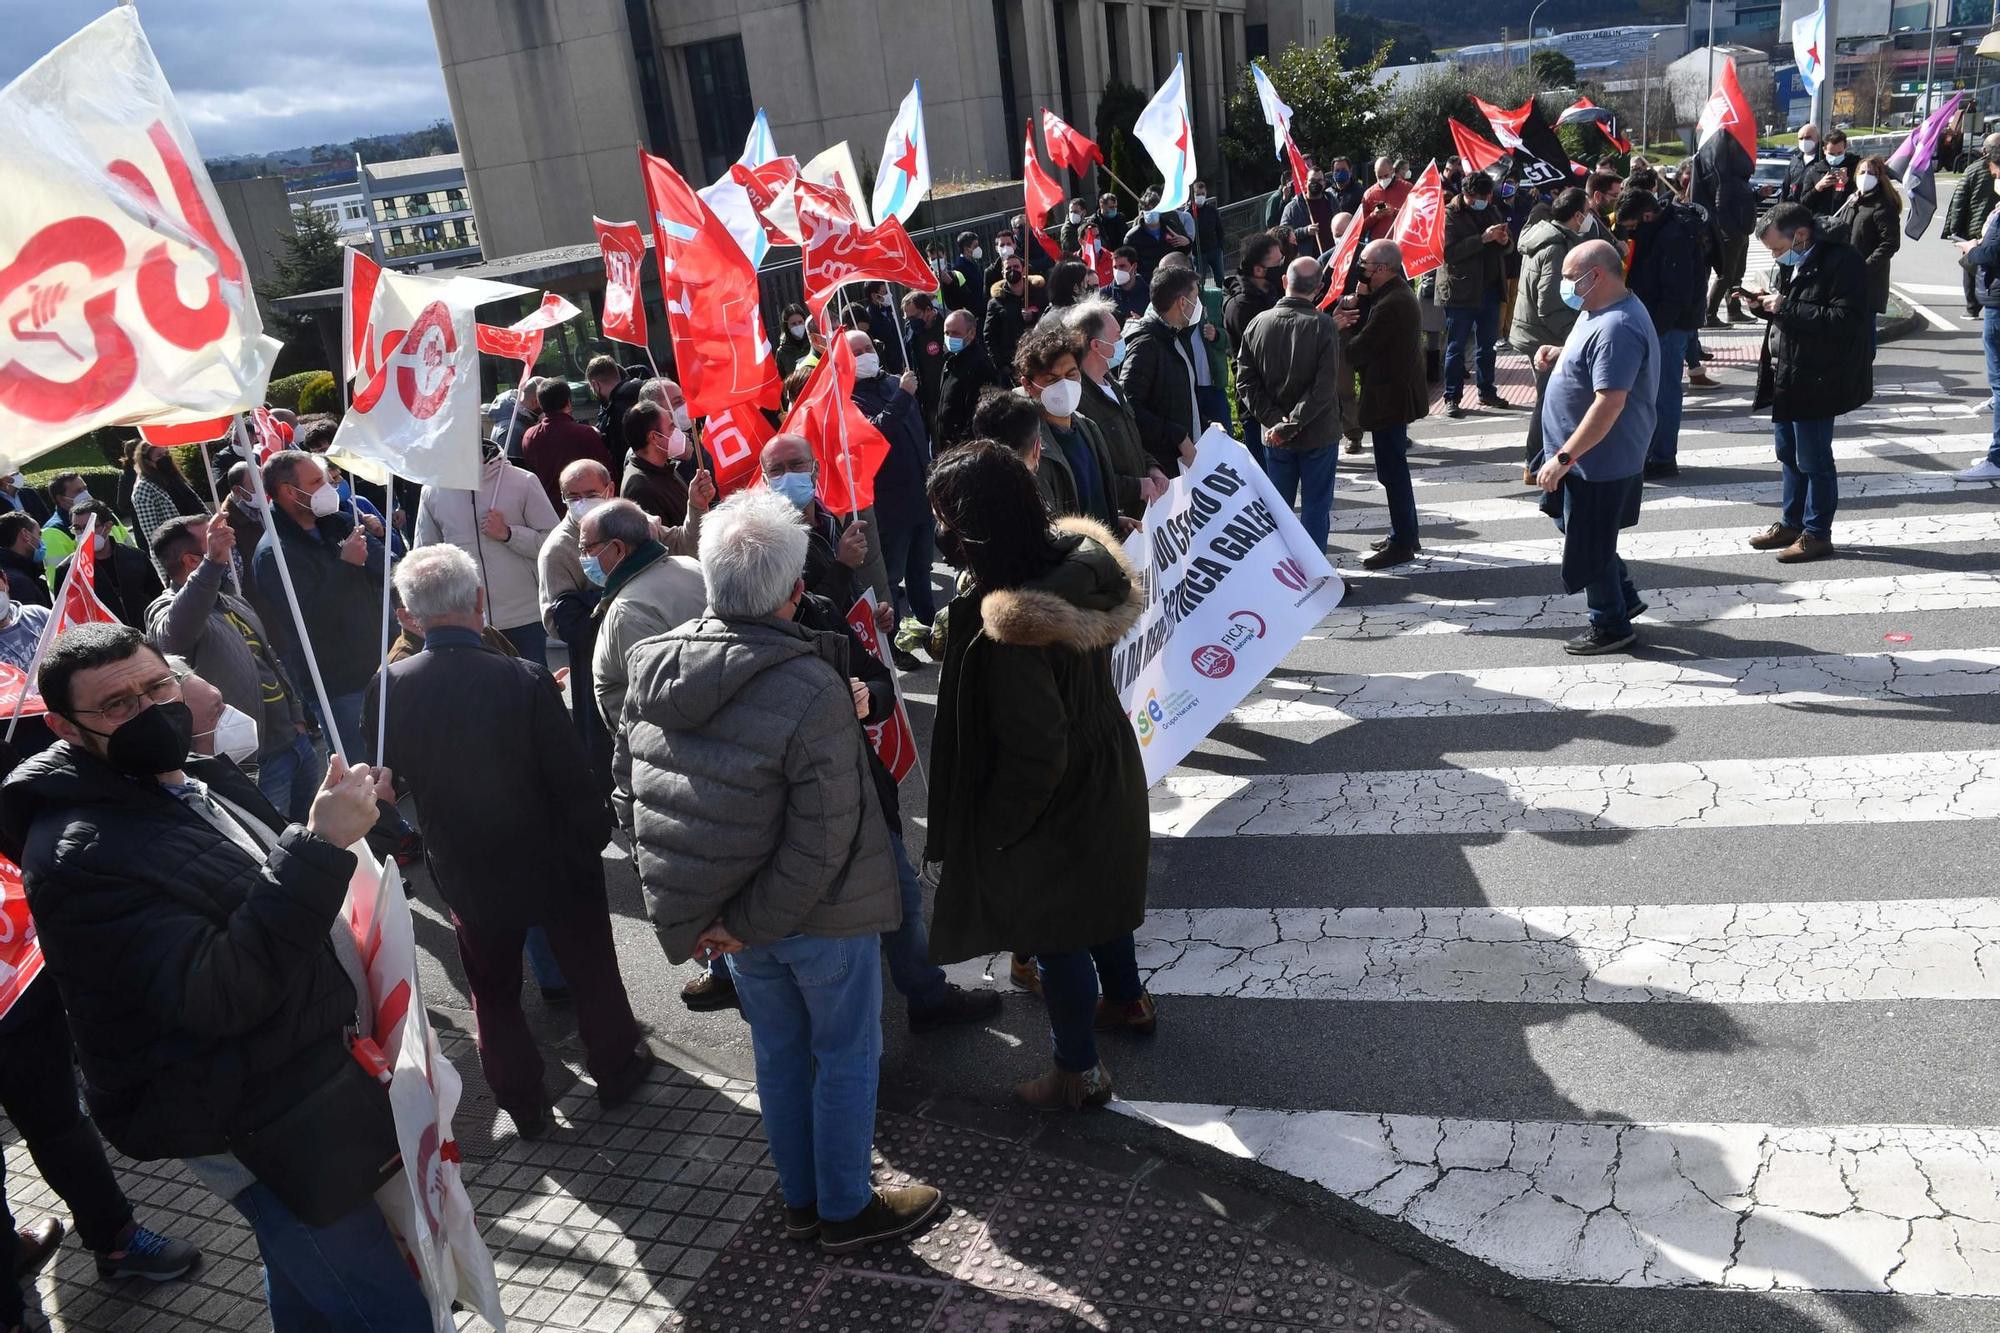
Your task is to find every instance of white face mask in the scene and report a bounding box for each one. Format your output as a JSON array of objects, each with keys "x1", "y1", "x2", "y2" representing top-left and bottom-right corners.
[
  {"x1": 1038, "y1": 377, "x2": 1082, "y2": 417},
  {"x1": 567, "y1": 496, "x2": 605, "y2": 521},
  {"x1": 202, "y1": 703, "x2": 261, "y2": 765},
  {"x1": 1070, "y1": 210, "x2": 1085, "y2": 223},
  {"x1": 307, "y1": 483, "x2": 341, "y2": 519},
  {"x1": 70, "y1": 488, "x2": 93, "y2": 509},
  {"x1": 671, "y1": 403, "x2": 693, "y2": 432},
  {"x1": 1112, "y1": 268, "x2": 1133, "y2": 287},
  {"x1": 788, "y1": 321, "x2": 808, "y2": 339},
  {"x1": 665, "y1": 428, "x2": 689, "y2": 461},
  {"x1": 1857, "y1": 172, "x2": 1879, "y2": 193},
  {"x1": 234, "y1": 490, "x2": 261, "y2": 515},
  {"x1": 970, "y1": 246, "x2": 984, "y2": 261},
  {"x1": 1799, "y1": 139, "x2": 1819, "y2": 158},
  {"x1": 996, "y1": 243, "x2": 1015, "y2": 258},
  {"x1": 853, "y1": 352, "x2": 882, "y2": 379}
]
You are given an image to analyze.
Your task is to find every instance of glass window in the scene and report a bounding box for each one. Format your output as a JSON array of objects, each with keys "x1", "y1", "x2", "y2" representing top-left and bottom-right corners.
[{"x1": 683, "y1": 36, "x2": 754, "y2": 182}]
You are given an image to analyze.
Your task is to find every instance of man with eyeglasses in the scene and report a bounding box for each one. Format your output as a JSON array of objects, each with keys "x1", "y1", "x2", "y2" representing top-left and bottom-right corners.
[
  {"x1": 581, "y1": 499, "x2": 705, "y2": 732},
  {"x1": 2, "y1": 623, "x2": 431, "y2": 1330}
]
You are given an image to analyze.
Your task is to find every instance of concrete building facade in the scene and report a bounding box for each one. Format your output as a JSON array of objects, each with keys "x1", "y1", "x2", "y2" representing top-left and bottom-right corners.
[
  {"x1": 428, "y1": 0, "x2": 1328, "y2": 261},
  {"x1": 211, "y1": 176, "x2": 296, "y2": 305}
]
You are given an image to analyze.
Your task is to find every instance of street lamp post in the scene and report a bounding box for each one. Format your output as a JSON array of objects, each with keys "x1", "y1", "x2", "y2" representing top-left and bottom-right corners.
[{"x1": 1526, "y1": 0, "x2": 1552, "y2": 66}]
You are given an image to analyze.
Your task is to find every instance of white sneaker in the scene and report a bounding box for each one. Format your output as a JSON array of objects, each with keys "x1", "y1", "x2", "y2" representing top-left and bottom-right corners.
[{"x1": 1955, "y1": 458, "x2": 2000, "y2": 482}]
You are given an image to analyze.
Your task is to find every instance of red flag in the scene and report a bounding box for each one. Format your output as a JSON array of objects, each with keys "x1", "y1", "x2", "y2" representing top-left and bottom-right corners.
[
  {"x1": 1390, "y1": 162, "x2": 1447, "y2": 280},
  {"x1": 1318, "y1": 213, "x2": 1367, "y2": 311},
  {"x1": 1697, "y1": 58, "x2": 1759, "y2": 161},
  {"x1": 730, "y1": 157, "x2": 803, "y2": 246},
  {"x1": 795, "y1": 181, "x2": 935, "y2": 316},
  {"x1": 1023, "y1": 121, "x2": 1065, "y2": 263},
  {"x1": 1282, "y1": 131, "x2": 1313, "y2": 201},
  {"x1": 593, "y1": 217, "x2": 650, "y2": 348},
  {"x1": 1079, "y1": 224, "x2": 1110, "y2": 286},
  {"x1": 1040, "y1": 108, "x2": 1104, "y2": 173},
  {"x1": 843, "y1": 593, "x2": 918, "y2": 782},
  {"x1": 1561, "y1": 96, "x2": 1632, "y2": 154},
  {"x1": 1448, "y1": 120, "x2": 1509, "y2": 176},
  {"x1": 248, "y1": 406, "x2": 291, "y2": 463},
  {"x1": 1469, "y1": 96, "x2": 1533, "y2": 152},
  {"x1": 475, "y1": 323, "x2": 543, "y2": 366},
  {"x1": 138, "y1": 417, "x2": 230, "y2": 446},
  {"x1": 58, "y1": 523, "x2": 121, "y2": 630},
  {"x1": 639, "y1": 149, "x2": 781, "y2": 417},
  {"x1": 778, "y1": 332, "x2": 889, "y2": 516},
  {"x1": 343, "y1": 246, "x2": 384, "y2": 388},
  {"x1": 702, "y1": 400, "x2": 775, "y2": 496},
  {"x1": 0, "y1": 854, "x2": 43, "y2": 1024}
]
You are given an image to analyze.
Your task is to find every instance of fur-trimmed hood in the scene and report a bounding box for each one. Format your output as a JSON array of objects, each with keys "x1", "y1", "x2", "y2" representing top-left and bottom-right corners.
[{"x1": 980, "y1": 516, "x2": 1144, "y2": 651}]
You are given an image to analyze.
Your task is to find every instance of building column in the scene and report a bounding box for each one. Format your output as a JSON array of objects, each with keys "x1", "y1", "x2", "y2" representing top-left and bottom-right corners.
[{"x1": 1020, "y1": 0, "x2": 1062, "y2": 141}]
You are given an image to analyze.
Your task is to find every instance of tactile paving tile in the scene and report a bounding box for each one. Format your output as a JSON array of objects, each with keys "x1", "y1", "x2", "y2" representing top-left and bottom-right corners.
[
  {"x1": 956, "y1": 1199, "x2": 1117, "y2": 1301},
  {"x1": 1084, "y1": 1197, "x2": 1250, "y2": 1315},
  {"x1": 828, "y1": 1198, "x2": 987, "y2": 1282},
  {"x1": 928, "y1": 1288, "x2": 1084, "y2": 1331},
  {"x1": 1227, "y1": 1237, "x2": 1450, "y2": 1331},
  {"x1": 790, "y1": 1271, "x2": 947, "y2": 1330}
]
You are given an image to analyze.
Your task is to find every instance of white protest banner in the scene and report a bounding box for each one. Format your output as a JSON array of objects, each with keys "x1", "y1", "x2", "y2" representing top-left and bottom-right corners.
[
  {"x1": 333, "y1": 261, "x2": 534, "y2": 490},
  {"x1": 343, "y1": 852, "x2": 505, "y2": 1332},
  {"x1": 0, "y1": 8, "x2": 280, "y2": 458},
  {"x1": 1114, "y1": 427, "x2": 1345, "y2": 784}
]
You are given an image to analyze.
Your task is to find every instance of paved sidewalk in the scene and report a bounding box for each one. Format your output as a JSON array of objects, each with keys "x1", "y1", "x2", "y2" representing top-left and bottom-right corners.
[{"x1": 4, "y1": 1014, "x2": 1541, "y2": 1333}]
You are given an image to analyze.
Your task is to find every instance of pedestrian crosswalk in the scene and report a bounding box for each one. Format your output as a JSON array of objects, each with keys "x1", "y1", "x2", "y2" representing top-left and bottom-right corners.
[{"x1": 988, "y1": 349, "x2": 2000, "y2": 1307}]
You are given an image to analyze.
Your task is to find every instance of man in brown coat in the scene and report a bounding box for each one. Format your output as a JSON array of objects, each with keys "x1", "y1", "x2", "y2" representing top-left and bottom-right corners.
[{"x1": 1336, "y1": 241, "x2": 1430, "y2": 569}]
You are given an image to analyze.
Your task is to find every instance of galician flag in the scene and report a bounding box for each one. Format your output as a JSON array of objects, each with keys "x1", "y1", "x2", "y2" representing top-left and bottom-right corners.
[
  {"x1": 1792, "y1": 2, "x2": 1827, "y2": 97},
  {"x1": 871, "y1": 80, "x2": 930, "y2": 226},
  {"x1": 1134, "y1": 55, "x2": 1196, "y2": 211},
  {"x1": 701, "y1": 107, "x2": 781, "y2": 266},
  {"x1": 1249, "y1": 62, "x2": 1292, "y2": 155}
]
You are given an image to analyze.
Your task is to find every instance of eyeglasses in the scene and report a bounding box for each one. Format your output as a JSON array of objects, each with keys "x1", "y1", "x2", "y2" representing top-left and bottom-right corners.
[
  {"x1": 580, "y1": 536, "x2": 619, "y2": 557},
  {"x1": 71, "y1": 674, "x2": 181, "y2": 726}
]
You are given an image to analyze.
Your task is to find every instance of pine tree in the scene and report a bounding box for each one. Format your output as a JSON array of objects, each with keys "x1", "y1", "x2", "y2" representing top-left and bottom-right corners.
[{"x1": 258, "y1": 203, "x2": 347, "y2": 371}]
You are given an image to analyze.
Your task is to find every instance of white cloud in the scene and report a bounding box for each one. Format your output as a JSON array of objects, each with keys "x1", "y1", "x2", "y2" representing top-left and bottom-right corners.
[{"x1": 3, "y1": 0, "x2": 452, "y2": 157}]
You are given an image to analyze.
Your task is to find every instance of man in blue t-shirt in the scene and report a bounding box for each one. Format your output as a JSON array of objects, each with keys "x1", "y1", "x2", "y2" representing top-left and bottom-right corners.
[{"x1": 1532, "y1": 239, "x2": 1661, "y2": 655}]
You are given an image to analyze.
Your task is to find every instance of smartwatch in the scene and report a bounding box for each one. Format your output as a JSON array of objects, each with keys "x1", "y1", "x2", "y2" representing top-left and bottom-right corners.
[{"x1": 1555, "y1": 450, "x2": 1573, "y2": 466}]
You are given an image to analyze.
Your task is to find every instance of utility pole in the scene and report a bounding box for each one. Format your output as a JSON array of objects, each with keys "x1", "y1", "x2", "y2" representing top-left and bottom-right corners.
[{"x1": 1706, "y1": 0, "x2": 1716, "y2": 93}]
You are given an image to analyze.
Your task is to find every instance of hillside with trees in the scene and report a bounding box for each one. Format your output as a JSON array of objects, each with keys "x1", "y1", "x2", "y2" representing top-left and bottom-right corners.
[{"x1": 1344, "y1": 0, "x2": 1683, "y2": 48}]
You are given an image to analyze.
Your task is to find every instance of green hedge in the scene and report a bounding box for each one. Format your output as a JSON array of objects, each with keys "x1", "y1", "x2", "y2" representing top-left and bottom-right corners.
[
  {"x1": 296, "y1": 372, "x2": 341, "y2": 416},
  {"x1": 266, "y1": 371, "x2": 325, "y2": 412}
]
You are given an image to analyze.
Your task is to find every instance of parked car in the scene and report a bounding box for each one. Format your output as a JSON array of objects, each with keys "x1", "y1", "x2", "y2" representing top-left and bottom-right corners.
[{"x1": 1751, "y1": 156, "x2": 1790, "y2": 203}]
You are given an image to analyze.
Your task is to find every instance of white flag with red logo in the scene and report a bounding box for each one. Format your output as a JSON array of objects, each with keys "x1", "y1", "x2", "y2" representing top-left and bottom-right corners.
[
  {"x1": 334, "y1": 257, "x2": 533, "y2": 490},
  {"x1": 843, "y1": 592, "x2": 918, "y2": 783},
  {"x1": 0, "y1": 9, "x2": 280, "y2": 459}
]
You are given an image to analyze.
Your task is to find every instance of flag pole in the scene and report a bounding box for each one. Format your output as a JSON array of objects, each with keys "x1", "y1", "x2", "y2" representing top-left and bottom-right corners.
[
  {"x1": 375, "y1": 466, "x2": 395, "y2": 766},
  {"x1": 196, "y1": 434, "x2": 245, "y2": 601},
  {"x1": 5, "y1": 515, "x2": 96, "y2": 744},
  {"x1": 237, "y1": 416, "x2": 350, "y2": 762}
]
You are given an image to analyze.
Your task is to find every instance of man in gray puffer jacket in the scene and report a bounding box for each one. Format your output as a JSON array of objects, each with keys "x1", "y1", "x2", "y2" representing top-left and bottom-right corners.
[{"x1": 617, "y1": 488, "x2": 943, "y2": 1256}]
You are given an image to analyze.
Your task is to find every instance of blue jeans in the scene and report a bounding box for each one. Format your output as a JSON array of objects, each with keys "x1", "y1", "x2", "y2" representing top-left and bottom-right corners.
[
  {"x1": 227, "y1": 1182, "x2": 431, "y2": 1332},
  {"x1": 1371, "y1": 424, "x2": 1420, "y2": 549},
  {"x1": 877, "y1": 516, "x2": 936, "y2": 623},
  {"x1": 1240, "y1": 417, "x2": 1269, "y2": 473},
  {"x1": 1554, "y1": 507, "x2": 1640, "y2": 634},
  {"x1": 326, "y1": 690, "x2": 367, "y2": 764},
  {"x1": 256, "y1": 729, "x2": 324, "y2": 824},
  {"x1": 1201, "y1": 248, "x2": 1226, "y2": 286},
  {"x1": 1774, "y1": 418, "x2": 1838, "y2": 536},
  {"x1": 885, "y1": 832, "x2": 949, "y2": 1009},
  {"x1": 1984, "y1": 308, "x2": 2000, "y2": 464},
  {"x1": 1650, "y1": 329, "x2": 1690, "y2": 464},
  {"x1": 1685, "y1": 328, "x2": 1704, "y2": 370},
  {"x1": 1442, "y1": 297, "x2": 1500, "y2": 398},
  {"x1": 1036, "y1": 935, "x2": 1143, "y2": 1073},
  {"x1": 500, "y1": 621, "x2": 547, "y2": 668},
  {"x1": 728, "y1": 933, "x2": 882, "y2": 1223},
  {"x1": 525, "y1": 926, "x2": 568, "y2": 990},
  {"x1": 1266, "y1": 444, "x2": 1338, "y2": 553}
]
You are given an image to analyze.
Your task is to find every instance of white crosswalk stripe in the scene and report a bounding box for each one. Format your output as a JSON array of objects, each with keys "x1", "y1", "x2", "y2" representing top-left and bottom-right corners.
[
  {"x1": 1046, "y1": 364, "x2": 2000, "y2": 1309},
  {"x1": 1114, "y1": 1105, "x2": 2000, "y2": 1296}
]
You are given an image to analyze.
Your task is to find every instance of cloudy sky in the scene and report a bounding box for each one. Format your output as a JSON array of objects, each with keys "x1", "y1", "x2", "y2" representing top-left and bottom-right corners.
[{"x1": 3, "y1": 0, "x2": 453, "y2": 158}]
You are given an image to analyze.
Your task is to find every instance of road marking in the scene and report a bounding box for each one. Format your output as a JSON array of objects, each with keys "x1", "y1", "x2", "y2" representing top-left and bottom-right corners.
[
  {"x1": 1227, "y1": 647, "x2": 2000, "y2": 725},
  {"x1": 1330, "y1": 467, "x2": 1996, "y2": 533},
  {"x1": 948, "y1": 896, "x2": 2000, "y2": 1005},
  {"x1": 1149, "y1": 749, "x2": 2000, "y2": 838},
  {"x1": 1342, "y1": 431, "x2": 1989, "y2": 491},
  {"x1": 1115, "y1": 1104, "x2": 2000, "y2": 1295},
  {"x1": 1341, "y1": 512, "x2": 2000, "y2": 577},
  {"x1": 1898, "y1": 283, "x2": 1970, "y2": 296},
  {"x1": 1891, "y1": 283, "x2": 1965, "y2": 332},
  {"x1": 1307, "y1": 571, "x2": 2000, "y2": 641}
]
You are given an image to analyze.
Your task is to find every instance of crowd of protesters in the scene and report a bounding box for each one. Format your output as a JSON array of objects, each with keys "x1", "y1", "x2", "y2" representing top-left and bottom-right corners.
[{"x1": 3, "y1": 122, "x2": 1992, "y2": 1331}]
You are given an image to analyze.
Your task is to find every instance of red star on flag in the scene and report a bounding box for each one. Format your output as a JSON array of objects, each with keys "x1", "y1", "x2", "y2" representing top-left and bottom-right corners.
[
  {"x1": 1174, "y1": 114, "x2": 1190, "y2": 157},
  {"x1": 894, "y1": 134, "x2": 919, "y2": 180}
]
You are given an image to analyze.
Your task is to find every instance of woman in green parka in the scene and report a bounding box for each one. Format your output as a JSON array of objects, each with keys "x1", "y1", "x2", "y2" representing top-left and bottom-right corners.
[{"x1": 923, "y1": 443, "x2": 1153, "y2": 1110}]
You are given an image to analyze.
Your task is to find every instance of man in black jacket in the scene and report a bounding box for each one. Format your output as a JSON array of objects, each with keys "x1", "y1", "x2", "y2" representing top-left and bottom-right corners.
[
  {"x1": 845, "y1": 331, "x2": 936, "y2": 641},
  {"x1": 1745, "y1": 203, "x2": 1872, "y2": 563},
  {"x1": 252, "y1": 451, "x2": 389, "y2": 757},
  {"x1": 1119, "y1": 264, "x2": 1206, "y2": 471},
  {"x1": 5, "y1": 623, "x2": 430, "y2": 1328},
  {"x1": 366, "y1": 546, "x2": 648, "y2": 1138},
  {"x1": 587, "y1": 356, "x2": 647, "y2": 478},
  {"x1": 937, "y1": 309, "x2": 1004, "y2": 448},
  {"x1": 1620, "y1": 190, "x2": 1709, "y2": 477},
  {"x1": 0, "y1": 513, "x2": 49, "y2": 610},
  {"x1": 947, "y1": 231, "x2": 989, "y2": 323},
  {"x1": 1236, "y1": 257, "x2": 1342, "y2": 553},
  {"x1": 55, "y1": 501, "x2": 161, "y2": 630},
  {"x1": 1189, "y1": 178, "x2": 1226, "y2": 284}
]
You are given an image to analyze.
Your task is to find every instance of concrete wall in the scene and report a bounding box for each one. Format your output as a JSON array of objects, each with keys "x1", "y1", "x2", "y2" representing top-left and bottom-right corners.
[
  {"x1": 426, "y1": 0, "x2": 650, "y2": 260},
  {"x1": 213, "y1": 176, "x2": 295, "y2": 306}
]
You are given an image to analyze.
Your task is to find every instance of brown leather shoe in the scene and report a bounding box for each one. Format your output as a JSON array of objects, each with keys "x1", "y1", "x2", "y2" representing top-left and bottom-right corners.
[
  {"x1": 1008, "y1": 954, "x2": 1041, "y2": 993},
  {"x1": 1362, "y1": 544, "x2": 1419, "y2": 571},
  {"x1": 681, "y1": 970, "x2": 739, "y2": 1012},
  {"x1": 1094, "y1": 991, "x2": 1158, "y2": 1034},
  {"x1": 1775, "y1": 532, "x2": 1835, "y2": 564},
  {"x1": 14, "y1": 1217, "x2": 62, "y2": 1279},
  {"x1": 1748, "y1": 523, "x2": 1803, "y2": 551},
  {"x1": 1014, "y1": 1062, "x2": 1115, "y2": 1110},
  {"x1": 1687, "y1": 371, "x2": 1720, "y2": 388}
]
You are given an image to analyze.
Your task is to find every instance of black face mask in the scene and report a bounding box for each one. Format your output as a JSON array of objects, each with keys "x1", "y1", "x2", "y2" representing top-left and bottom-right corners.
[
  {"x1": 934, "y1": 521, "x2": 967, "y2": 569},
  {"x1": 94, "y1": 700, "x2": 195, "y2": 777}
]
